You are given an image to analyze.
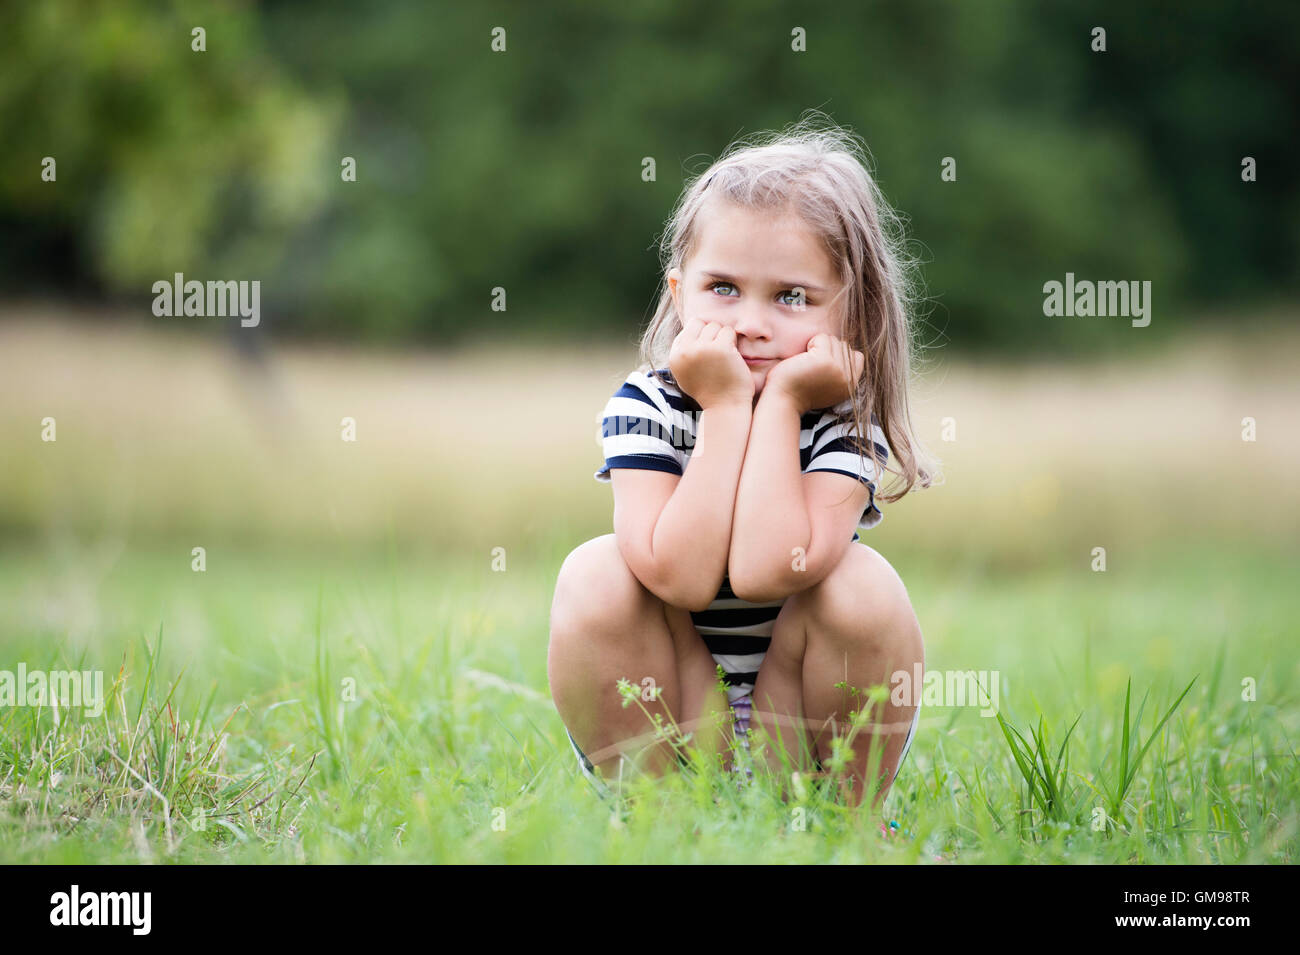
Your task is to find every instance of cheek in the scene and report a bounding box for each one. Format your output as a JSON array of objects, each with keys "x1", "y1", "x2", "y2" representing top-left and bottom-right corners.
[
  {"x1": 781, "y1": 336, "x2": 811, "y2": 358},
  {"x1": 687, "y1": 294, "x2": 726, "y2": 321}
]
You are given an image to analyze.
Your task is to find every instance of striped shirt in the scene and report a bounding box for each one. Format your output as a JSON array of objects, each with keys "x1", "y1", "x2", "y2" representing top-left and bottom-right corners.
[{"x1": 594, "y1": 366, "x2": 891, "y2": 703}]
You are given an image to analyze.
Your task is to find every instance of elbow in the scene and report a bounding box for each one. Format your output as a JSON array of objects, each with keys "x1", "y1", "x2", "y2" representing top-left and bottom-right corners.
[
  {"x1": 731, "y1": 581, "x2": 787, "y2": 603},
  {"x1": 642, "y1": 568, "x2": 718, "y2": 614},
  {"x1": 728, "y1": 567, "x2": 791, "y2": 604},
  {"x1": 670, "y1": 572, "x2": 723, "y2": 612},
  {"x1": 730, "y1": 538, "x2": 827, "y2": 602},
  {"x1": 730, "y1": 548, "x2": 826, "y2": 602},
  {"x1": 677, "y1": 590, "x2": 717, "y2": 614},
  {"x1": 727, "y1": 545, "x2": 792, "y2": 603},
  {"x1": 618, "y1": 538, "x2": 714, "y2": 613}
]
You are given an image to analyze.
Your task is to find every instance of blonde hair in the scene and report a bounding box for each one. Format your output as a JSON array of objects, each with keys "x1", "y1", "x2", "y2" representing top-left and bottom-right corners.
[{"x1": 637, "y1": 110, "x2": 940, "y2": 505}]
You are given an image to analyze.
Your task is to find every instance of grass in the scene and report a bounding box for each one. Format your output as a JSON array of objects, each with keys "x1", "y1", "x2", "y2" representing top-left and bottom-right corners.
[
  {"x1": 0, "y1": 535, "x2": 1295, "y2": 863},
  {"x1": 0, "y1": 312, "x2": 1297, "y2": 862}
]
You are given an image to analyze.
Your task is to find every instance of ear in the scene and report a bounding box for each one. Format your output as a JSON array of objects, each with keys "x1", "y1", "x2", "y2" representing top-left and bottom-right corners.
[{"x1": 666, "y1": 267, "x2": 684, "y2": 315}]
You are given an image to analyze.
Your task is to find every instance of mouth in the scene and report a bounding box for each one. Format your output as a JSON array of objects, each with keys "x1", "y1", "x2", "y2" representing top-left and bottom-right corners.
[{"x1": 743, "y1": 356, "x2": 774, "y2": 367}]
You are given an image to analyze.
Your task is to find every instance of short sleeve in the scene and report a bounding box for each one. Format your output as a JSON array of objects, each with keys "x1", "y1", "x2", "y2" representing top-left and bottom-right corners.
[
  {"x1": 804, "y1": 403, "x2": 890, "y2": 530},
  {"x1": 593, "y1": 372, "x2": 685, "y2": 482}
]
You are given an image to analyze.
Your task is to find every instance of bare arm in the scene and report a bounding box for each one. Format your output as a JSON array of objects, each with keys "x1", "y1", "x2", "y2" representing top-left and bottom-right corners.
[
  {"x1": 613, "y1": 401, "x2": 753, "y2": 611},
  {"x1": 611, "y1": 319, "x2": 757, "y2": 612},
  {"x1": 728, "y1": 336, "x2": 871, "y2": 602},
  {"x1": 726, "y1": 387, "x2": 810, "y2": 601}
]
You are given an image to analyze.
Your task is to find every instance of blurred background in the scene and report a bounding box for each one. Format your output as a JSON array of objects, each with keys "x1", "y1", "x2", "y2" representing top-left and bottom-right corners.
[
  {"x1": 1, "y1": 0, "x2": 1296, "y2": 555},
  {"x1": 0, "y1": 0, "x2": 1297, "y2": 838},
  {"x1": 4, "y1": 1, "x2": 1298, "y2": 347}
]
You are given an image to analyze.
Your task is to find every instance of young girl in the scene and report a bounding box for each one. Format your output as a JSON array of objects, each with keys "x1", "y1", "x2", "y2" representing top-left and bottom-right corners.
[{"x1": 547, "y1": 115, "x2": 937, "y2": 808}]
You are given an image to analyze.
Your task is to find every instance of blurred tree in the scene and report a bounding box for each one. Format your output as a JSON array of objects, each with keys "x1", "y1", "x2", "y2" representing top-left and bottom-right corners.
[
  {"x1": 1, "y1": 0, "x2": 1294, "y2": 352},
  {"x1": 0, "y1": 0, "x2": 341, "y2": 309}
]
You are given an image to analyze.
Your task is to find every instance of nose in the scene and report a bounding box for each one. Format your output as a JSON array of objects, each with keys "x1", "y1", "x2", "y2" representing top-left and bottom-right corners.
[{"x1": 732, "y1": 302, "x2": 770, "y2": 343}]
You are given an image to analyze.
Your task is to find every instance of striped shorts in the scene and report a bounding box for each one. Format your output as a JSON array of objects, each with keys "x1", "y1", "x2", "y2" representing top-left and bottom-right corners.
[{"x1": 565, "y1": 570, "x2": 921, "y2": 795}]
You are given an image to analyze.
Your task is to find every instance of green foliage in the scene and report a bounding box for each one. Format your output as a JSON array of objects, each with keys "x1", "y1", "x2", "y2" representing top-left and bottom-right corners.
[
  {"x1": 994, "y1": 709, "x2": 1085, "y2": 830},
  {"x1": 0, "y1": 540, "x2": 1295, "y2": 863},
  {"x1": 0, "y1": 0, "x2": 341, "y2": 295},
  {"x1": 2, "y1": 0, "x2": 1296, "y2": 349},
  {"x1": 1102, "y1": 675, "x2": 1198, "y2": 827}
]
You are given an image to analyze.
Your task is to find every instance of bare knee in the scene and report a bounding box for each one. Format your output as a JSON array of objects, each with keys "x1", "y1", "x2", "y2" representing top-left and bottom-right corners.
[
  {"x1": 550, "y1": 534, "x2": 659, "y2": 646},
  {"x1": 805, "y1": 545, "x2": 923, "y2": 666}
]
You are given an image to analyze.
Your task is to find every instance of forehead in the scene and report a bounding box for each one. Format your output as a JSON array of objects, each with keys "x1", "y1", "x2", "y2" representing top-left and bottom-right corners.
[{"x1": 689, "y1": 199, "x2": 836, "y2": 283}]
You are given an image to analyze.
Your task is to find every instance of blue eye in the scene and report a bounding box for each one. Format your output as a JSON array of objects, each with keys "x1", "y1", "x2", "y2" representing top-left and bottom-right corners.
[{"x1": 708, "y1": 282, "x2": 811, "y2": 307}]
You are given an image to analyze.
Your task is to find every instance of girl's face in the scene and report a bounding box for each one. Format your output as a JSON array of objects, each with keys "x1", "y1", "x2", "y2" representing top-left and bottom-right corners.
[{"x1": 667, "y1": 199, "x2": 844, "y2": 402}]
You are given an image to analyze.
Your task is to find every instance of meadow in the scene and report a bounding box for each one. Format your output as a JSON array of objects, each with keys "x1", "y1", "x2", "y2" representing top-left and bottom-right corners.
[{"x1": 1, "y1": 310, "x2": 1296, "y2": 863}]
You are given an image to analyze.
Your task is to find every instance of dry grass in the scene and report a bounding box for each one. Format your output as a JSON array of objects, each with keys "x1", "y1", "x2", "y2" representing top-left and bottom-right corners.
[{"x1": 1, "y1": 304, "x2": 1296, "y2": 565}]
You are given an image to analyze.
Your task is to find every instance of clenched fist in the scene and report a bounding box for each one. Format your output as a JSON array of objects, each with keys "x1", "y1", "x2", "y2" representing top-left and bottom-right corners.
[
  {"x1": 668, "y1": 319, "x2": 755, "y2": 409},
  {"x1": 765, "y1": 334, "x2": 865, "y2": 412}
]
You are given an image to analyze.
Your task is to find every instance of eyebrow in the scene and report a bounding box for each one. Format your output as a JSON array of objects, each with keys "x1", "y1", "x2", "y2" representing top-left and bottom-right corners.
[{"x1": 700, "y1": 271, "x2": 828, "y2": 295}]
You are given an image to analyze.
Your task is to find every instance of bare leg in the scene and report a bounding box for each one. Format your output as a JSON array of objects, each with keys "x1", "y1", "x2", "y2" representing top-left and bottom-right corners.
[
  {"x1": 547, "y1": 534, "x2": 728, "y2": 785},
  {"x1": 751, "y1": 602, "x2": 818, "y2": 779},
  {"x1": 799, "y1": 544, "x2": 924, "y2": 808},
  {"x1": 662, "y1": 603, "x2": 733, "y2": 771},
  {"x1": 752, "y1": 543, "x2": 923, "y2": 807}
]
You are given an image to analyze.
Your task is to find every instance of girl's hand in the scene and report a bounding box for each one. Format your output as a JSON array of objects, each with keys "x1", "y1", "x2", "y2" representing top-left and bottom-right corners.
[
  {"x1": 669, "y1": 319, "x2": 755, "y2": 409},
  {"x1": 766, "y1": 334, "x2": 865, "y2": 412}
]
